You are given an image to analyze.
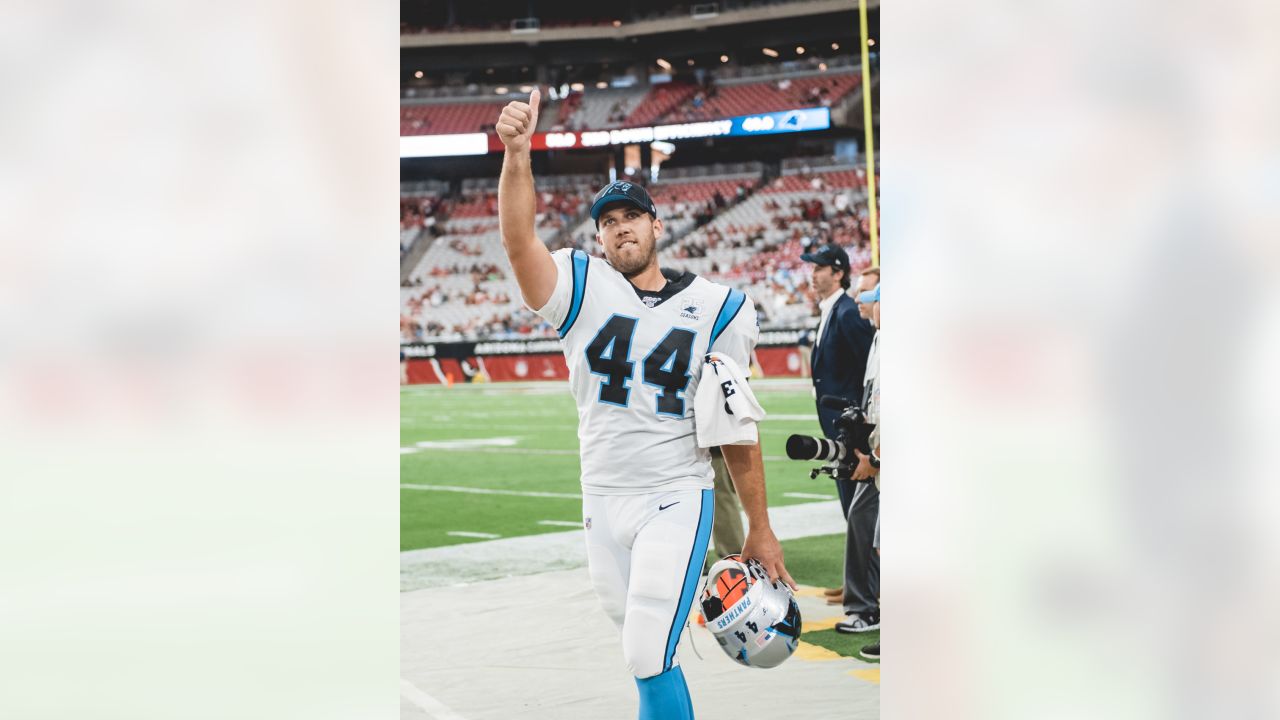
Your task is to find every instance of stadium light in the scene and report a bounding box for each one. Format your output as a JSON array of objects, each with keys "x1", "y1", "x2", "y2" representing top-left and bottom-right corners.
[
  {"x1": 519, "y1": 85, "x2": 534, "y2": 93},
  {"x1": 596, "y1": 81, "x2": 608, "y2": 89},
  {"x1": 796, "y1": 46, "x2": 805, "y2": 55},
  {"x1": 413, "y1": 70, "x2": 423, "y2": 78},
  {"x1": 868, "y1": 38, "x2": 876, "y2": 46},
  {"x1": 720, "y1": 54, "x2": 729, "y2": 63},
  {"x1": 570, "y1": 82, "x2": 585, "y2": 92},
  {"x1": 612, "y1": 19, "x2": 621, "y2": 27},
  {"x1": 687, "y1": 59, "x2": 695, "y2": 66},
  {"x1": 762, "y1": 48, "x2": 779, "y2": 58},
  {"x1": 831, "y1": 42, "x2": 840, "y2": 50},
  {"x1": 495, "y1": 86, "x2": 509, "y2": 94},
  {"x1": 656, "y1": 58, "x2": 672, "y2": 70},
  {"x1": 819, "y1": 62, "x2": 828, "y2": 71}
]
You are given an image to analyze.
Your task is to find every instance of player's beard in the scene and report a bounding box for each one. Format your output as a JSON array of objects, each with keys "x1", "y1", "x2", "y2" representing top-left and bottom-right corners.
[{"x1": 605, "y1": 231, "x2": 658, "y2": 278}]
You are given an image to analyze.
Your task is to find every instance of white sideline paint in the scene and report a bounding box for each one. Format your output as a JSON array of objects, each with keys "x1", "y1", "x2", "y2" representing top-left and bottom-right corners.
[
  {"x1": 401, "y1": 499, "x2": 844, "y2": 591},
  {"x1": 430, "y1": 446, "x2": 577, "y2": 456},
  {"x1": 406, "y1": 444, "x2": 781, "y2": 460},
  {"x1": 784, "y1": 492, "x2": 836, "y2": 500},
  {"x1": 400, "y1": 484, "x2": 581, "y2": 499},
  {"x1": 414, "y1": 437, "x2": 518, "y2": 449},
  {"x1": 400, "y1": 678, "x2": 470, "y2": 720},
  {"x1": 537, "y1": 520, "x2": 582, "y2": 528},
  {"x1": 404, "y1": 445, "x2": 788, "y2": 461},
  {"x1": 447, "y1": 531, "x2": 501, "y2": 539}
]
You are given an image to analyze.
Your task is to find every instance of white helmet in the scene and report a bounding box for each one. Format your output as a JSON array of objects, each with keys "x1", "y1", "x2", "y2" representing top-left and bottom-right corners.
[{"x1": 699, "y1": 555, "x2": 802, "y2": 669}]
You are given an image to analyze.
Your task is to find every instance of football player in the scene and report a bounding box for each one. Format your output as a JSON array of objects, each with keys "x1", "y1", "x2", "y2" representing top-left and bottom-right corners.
[{"x1": 495, "y1": 90, "x2": 795, "y2": 720}]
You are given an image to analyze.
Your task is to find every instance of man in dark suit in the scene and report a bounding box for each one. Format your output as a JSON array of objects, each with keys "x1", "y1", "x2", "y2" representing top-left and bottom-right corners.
[{"x1": 799, "y1": 244, "x2": 879, "y2": 630}]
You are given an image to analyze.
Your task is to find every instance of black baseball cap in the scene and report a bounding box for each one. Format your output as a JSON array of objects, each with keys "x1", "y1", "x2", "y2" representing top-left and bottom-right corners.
[
  {"x1": 799, "y1": 243, "x2": 851, "y2": 272},
  {"x1": 590, "y1": 180, "x2": 658, "y2": 225}
]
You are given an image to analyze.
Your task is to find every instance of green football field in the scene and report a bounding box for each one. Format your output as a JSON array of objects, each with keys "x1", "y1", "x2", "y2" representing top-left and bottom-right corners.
[
  {"x1": 400, "y1": 380, "x2": 877, "y2": 661},
  {"x1": 400, "y1": 378, "x2": 832, "y2": 551}
]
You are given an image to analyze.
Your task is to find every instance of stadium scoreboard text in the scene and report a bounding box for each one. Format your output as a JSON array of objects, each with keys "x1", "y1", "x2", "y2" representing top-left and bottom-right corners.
[{"x1": 399, "y1": 108, "x2": 831, "y2": 158}]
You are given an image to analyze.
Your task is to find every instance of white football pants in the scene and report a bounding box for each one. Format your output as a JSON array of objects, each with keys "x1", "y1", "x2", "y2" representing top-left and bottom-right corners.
[{"x1": 583, "y1": 488, "x2": 714, "y2": 679}]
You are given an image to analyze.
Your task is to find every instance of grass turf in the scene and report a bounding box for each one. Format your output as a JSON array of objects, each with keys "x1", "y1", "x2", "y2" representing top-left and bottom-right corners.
[
  {"x1": 400, "y1": 386, "x2": 878, "y2": 661},
  {"x1": 401, "y1": 380, "x2": 833, "y2": 551},
  {"x1": 780, "y1": 532, "x2": 879, "y2": 663}
]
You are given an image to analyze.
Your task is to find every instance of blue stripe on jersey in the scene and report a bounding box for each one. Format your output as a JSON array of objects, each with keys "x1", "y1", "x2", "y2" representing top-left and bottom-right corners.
[
  {"x1": 557, "y1": 250, "x2": 590, "y2": 338},
  {"x1": 662, "y1": 489, "x2": 715, "y2": 672},
  {"x1": 707, "y1": 287, "x2": 746, "y2": 355}
]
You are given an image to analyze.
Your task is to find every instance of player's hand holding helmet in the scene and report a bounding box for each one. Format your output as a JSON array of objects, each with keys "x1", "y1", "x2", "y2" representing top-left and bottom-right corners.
[
  {"x1": 495, "y1": 88, "x2": 540, "y2": 153},
  {"x1": 700, "y1": 554, "x2": 802, "y2": 669}
]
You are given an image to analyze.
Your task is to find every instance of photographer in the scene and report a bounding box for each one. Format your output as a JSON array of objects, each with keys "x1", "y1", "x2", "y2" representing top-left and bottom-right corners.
[
  {"x1": 800, "y1": 245, "x2": 877, "y2": 613},
  {"x1": 839, "y1": 282, "x2": 881, "y2": 641}
]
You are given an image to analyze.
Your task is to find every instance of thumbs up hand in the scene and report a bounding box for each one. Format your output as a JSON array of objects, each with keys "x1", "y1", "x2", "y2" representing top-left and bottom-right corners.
[{"x1": 495, "y1": 88, "x2": 541, "y2": 153}]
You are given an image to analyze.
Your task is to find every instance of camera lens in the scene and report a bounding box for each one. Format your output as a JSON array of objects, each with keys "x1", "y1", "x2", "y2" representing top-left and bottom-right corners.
[{"x1": 786, "y1": 434, "x2": 845, "y2": 462}]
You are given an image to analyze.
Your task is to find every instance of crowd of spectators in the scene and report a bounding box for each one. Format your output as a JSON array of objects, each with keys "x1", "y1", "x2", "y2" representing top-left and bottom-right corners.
[
  {"x1": 452, "y1": 189, "x2": 585, "y2": 232},
  {"x1": 401, "y1": 195, "x2": 447, "y2": 259},
  {"x1": 402, "y1": 262, "x2": 507, "y2": 282},
  {"x1": 400, "y1": 306, "x2": 558, "y2": 343},
  {"x1": 664, "y1": 71, "x2": 855, "y2": 124},
  {"x1": 447, "y1": 239, "x2": 484, "y2": 256},
  {"x1": 402, "y1": 282, "x2": 513, "y2": 309},
  {"x1": 401, "y1": 164, "x2": 878, "y2": 343},
  {"x1": 401, "y1": 195, "x2": 444, "y2": 230}
]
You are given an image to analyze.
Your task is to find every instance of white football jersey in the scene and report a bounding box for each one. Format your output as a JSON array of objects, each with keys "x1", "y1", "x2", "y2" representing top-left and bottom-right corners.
[{"x1": 533, "y1": 248, "x2": 759, "y2": 495}]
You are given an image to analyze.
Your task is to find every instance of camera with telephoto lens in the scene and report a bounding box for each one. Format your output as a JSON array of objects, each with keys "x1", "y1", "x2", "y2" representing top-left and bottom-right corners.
[{"x1": 785, "y1": 395, "x2": 868, "y2": 482}]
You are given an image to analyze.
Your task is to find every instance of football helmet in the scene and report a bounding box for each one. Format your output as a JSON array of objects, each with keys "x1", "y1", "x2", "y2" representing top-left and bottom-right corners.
[{"x1": 699, "y1": 555, "x2": 802, "y2": 669}]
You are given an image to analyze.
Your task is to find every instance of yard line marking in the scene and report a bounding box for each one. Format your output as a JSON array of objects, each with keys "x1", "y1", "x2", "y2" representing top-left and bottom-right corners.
[
  {"x1": 784, "y1": 492, "x2": 836, "y2": 500},
  {"x1": 414, "y1": 437, "x2": 518, "y2": 449},
  {"x1": 407, "y1": 417, "x2": 578, "y2": 427},
  {"x1": 401, "y1": 484, "x2": 582, "y2": 499},
  {"x1": 537, "y1": 520, "x2": 583, "y2": 528},
  {"x1": 447, "y1": 531, "x2": 501, "y2": 539},
  {"x1": 400, "y1": 678, "x2": 470, "y2": 720},
  {"x1": 405, "y1": 446, "x2": 579, "y2": 456},
  {"x1": 406, "y1": 447, "x2": 784, "y2": 459},
  {"x1": 401, "y1": 500, "x2": 844, "y2": 591}
]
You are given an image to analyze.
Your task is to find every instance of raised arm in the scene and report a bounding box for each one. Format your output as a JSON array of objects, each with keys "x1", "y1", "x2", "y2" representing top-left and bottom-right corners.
[{"x1": 495, "y1": 88, "x2": 557, "y2": 310}]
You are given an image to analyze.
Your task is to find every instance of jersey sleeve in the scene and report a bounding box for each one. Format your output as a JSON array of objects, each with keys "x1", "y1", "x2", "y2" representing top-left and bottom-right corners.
[
  {"x1": 529, "y1": 248, "x2": 580, "y2": 333},
  {"x1": 708, "y1": 290, "x2": 760, "y2": 371}
]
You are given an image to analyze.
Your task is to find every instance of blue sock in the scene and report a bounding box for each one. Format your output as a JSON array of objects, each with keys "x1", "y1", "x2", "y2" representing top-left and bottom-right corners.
[{"x1": 635, "y1": 665, "x2": 694, "y2": 720}]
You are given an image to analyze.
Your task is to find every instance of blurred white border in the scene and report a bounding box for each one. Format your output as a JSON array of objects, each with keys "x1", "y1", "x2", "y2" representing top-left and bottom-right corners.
[
  {"x1": 0, "y1": 1, "x2": 399, "y2": 717},
  {"x1": 890, "y1": 0, "x2": 1280, "y2": 717}
]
